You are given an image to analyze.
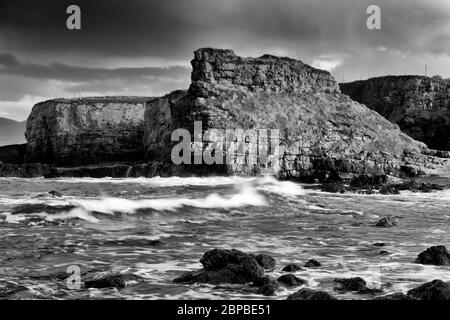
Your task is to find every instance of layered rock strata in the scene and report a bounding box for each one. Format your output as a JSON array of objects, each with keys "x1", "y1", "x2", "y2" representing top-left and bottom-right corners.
[
  {"x1": 340, "y1": 76, "x2": 450, "y2": 151},
  {"x1": 145, "y1": 48, "x2": 444, "y2": 181},
  {"x1": 25, "y1": 97, "x2": 149, "y2": 165}
]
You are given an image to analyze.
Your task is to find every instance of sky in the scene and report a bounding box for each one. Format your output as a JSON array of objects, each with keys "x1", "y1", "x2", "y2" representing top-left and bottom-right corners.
[{"x1": 1, "y1": 0, "x2": 450, "y2": 121}]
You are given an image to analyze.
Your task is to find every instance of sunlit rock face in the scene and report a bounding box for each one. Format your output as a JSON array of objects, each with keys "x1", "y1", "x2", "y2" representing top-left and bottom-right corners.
[
  {"x1": 145, "y1": 48, "x2": 441, "y2": 181},
  {"x1": 340, "y1": 76, "x2": 450, "y2": 151},
  {"x1": 25, "y1": 97, "x2": 149, "y2": 165}
]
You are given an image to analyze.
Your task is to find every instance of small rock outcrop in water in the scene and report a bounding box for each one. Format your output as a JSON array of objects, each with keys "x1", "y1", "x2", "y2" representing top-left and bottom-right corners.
[
  {"x1": 304, "y1": 259, "x2": 321, "y2": 267},
  {"x1": 85, "y1": 274, "x2": 145, "y2": 289},
  {"x1": 340, "y1": 76, "x2": 450, "y2": 151},
  {"x1": 415, "y1": 246, "x2": 450, "y2": 266},
  {"x1": 407, "y1": 279, "x2": 450, "y2": 300},
  {"x1": 334, "y1": 277, "x2": 382, "y2": 294},
  {"x1": 282, "y1": 264, "x2": 303, "y2": 272},
  {"x1": 253, "y1": 276, "x2": 279, "y2": 296},
  {"x1": 25, "y1": 97, "x2": 150, "y2": 165},
  {"x1": 173, "y1": 249, "x2": 265, "y2": 285},
  {"x1": 375, "y1": 216, "x2": 398, "y2": 228},
  {"x1": 277, "y1": 274, "x2": 307, "y2": 287},
  {"x1": 144, "y1": 48, "x2": 443, "y2": 181},
  {"x1": 286, "y1": 288, "x2": 337, "y2": 300}
]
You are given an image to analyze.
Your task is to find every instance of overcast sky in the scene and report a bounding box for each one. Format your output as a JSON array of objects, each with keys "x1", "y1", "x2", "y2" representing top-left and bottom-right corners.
[{"x1": 1, "y1": 0, "x2": 450, "y2": 120}]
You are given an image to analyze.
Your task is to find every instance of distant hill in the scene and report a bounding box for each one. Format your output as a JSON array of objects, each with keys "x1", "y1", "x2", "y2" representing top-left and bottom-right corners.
[{"x1": 0, "y1": 117, "x2": 26, "y2": 146}]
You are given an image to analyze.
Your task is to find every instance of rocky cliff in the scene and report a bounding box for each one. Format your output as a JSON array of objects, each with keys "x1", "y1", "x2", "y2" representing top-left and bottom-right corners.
[
  {"x1": 145, "y1": 48, "x2": 445, "y2": 181},
  {"x1": 340, "y1": 76, "x2": 450, "y2": 151},
  {"x1": 25, "y1": 97, "x2": 149, "y2": 165}
]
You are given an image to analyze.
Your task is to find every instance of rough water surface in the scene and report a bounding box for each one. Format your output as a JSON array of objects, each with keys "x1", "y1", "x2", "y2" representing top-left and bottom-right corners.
[{"x1": 0, "y1": 176, "x2": 449, "y2": 300}]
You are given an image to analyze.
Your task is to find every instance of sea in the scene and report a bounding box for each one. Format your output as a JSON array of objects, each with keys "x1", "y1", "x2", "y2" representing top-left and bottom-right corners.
[{"x1": 0, "y1": 176, "x2": 449, "y2": 300}]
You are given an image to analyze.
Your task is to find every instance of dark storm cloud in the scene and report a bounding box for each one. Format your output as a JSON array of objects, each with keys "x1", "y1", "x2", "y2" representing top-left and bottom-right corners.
[
  {"x1": 0, "y1": 0, "x2": 449, "y2": 60},
  {"x1": 0, "y1": 0, "x2": 449, "y2": 120}
]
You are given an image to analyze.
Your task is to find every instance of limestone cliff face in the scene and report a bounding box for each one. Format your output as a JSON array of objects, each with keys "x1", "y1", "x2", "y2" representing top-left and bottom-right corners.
[
  {"x1": 145, "y1": 48, "x2": 441, "y2": 181},
  {"x1": 340, "y1": 76, "x2": 450, "y2": 151},
  {"x1": 25, "y1": 97, "x2": 149, "y2": 165}
]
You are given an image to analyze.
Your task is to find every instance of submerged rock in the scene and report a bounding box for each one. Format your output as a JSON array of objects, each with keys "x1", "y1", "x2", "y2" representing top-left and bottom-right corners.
[
  {"x1": 286, "y1": 288, "x2": 337, "y2": 300},
  {"x1": 85, "y1": 274, "x2": 145, "y2": 289},
  {"x1": 48, "y1": 190, "x2": 63, "y2": 197},
  {"x1": 282, "y1": 264, "x2": 303, "y2": 272},
  {"x1": 304, "y1": 259, "x2": 321, "y2": 267},
  {"x1": 407, "y1": 280, "x2": 450, "y2": 300},
  {"x1": 253, "y1": 277, "x2": 279, "y2": 296},
  {"x1": 375, "y1": 216, "x2": 398, "y2": 227},
  {"x1": 415, "y1": 246, "x2": 450, "y2": 266},
  {"x1": 173, "y1": 249, "x2": 264, "y2": 285},
  {"x1": 277, "y1": 274, "x2": 307, "y2": 287}
]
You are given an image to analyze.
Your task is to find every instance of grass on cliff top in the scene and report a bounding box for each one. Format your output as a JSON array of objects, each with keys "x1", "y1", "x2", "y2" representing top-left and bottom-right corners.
[{"x1": 38, "y1": 96, "x2": 153, "y2": 105}]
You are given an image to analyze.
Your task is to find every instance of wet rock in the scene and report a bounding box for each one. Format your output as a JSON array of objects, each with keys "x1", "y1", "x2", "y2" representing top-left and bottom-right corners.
[
  {"x1": 334, "y1": 277, "x2": 368, "y2": 292},
  {"x1": 85, "y1": 274, "x2": 145, "y2": 289},
  {"x1": 277, "y1": 274, "x2": 307, "y2": 287},
  {"x1": 287, "y1": 288, "x2": 337, "y2": 300},
  {"x1": 372, "y1": 242, "x2": 386, "y2": 247},
  {"x1": 373, "y1": 293, "x2": 418, "y2": 300},
  {"x1": 252, "y1": 276, "x2": 275, "y2": 287},
  {"x1": 48, "y1": 190, "x2": 63, "y2": 197},
  {"x1": 407, "y1": 280, "x2": 450, "y2": 300},
  {"x1": 253, "y1": 254, "x2": 276, "y2": 271},
  {"x1": 173, "y1": 249, "x2": 264, "y2": 285},
  {"x1": 282, "y1": 264, "x2": 303, "y2": 272},
  {"x1": 100, "y1": 239, "x2": 162, "y2": 247},
  {"x1": 378, "y1": 250, "x2": 390, "y2": 256},
  {"x1": 415, "y1": 246, "x2": 450, "y2": 266},
  {"x1": 304, "y1": 259, "x2": 321, "y2": 267},
  {"x1": 379, "y1": 185, "x2": 400, "y2": 195},
  {"x1": 253, "y1": 277, "x2": 279, "y2": 296},
  {"x1": 375, "y1": 216, "x2": 398, "y2": 227}
]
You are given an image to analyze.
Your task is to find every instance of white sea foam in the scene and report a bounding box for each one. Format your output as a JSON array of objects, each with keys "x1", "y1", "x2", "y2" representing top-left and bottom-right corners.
[{"x1": 72, "y1": 183, "x2": 268, "y2": 214}]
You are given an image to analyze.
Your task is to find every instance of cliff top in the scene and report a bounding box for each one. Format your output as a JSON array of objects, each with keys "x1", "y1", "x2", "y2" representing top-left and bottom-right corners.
[
  {"x1": 341, "y1": 75, "x2": 450, "y2": 87},
  {"x1": 190, "y1": 48, "x2": 339, "y2": 94},
  {"x1": 34, "y1": 96, "x2": 153, "y2": 106}
]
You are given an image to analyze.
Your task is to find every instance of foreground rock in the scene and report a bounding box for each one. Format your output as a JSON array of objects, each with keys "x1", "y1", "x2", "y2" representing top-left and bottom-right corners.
[
  {"x1": 334, "y1": 277, "x2": 382, "y2": 294},
  {"x1": 173, "y1": 249, "x2": 266, "y2": 285},
  {"x1": 25, "y1": 97, "x2": 150, "y2": 165},
  {"x1": 416, "y1": 246, "x2": 450, "y2": 266},
  {"x1": 407, "y1": 280, "x2": 450, "y2": 300},
  {"x1": 85, "y1": 274, "x2": 145, "y2": 289},
  {"x1": 144, "y1": 48, "x2": 442, "y2": 181},
  {"x1": 282, "y1": 264, "x2": 303, "y2": 272},
  {"x1": 287, "y1": 288, "x2": 337, "y2": 300},
  {"x1": 277, "y1": 274, "x2": 307, "y2": 287},
  {"x1": 340, "y1": 76, "x2": 450, "y2": 151},
  {"x1": 375, "y1": 216, "x2": 398, "y2": 228}
]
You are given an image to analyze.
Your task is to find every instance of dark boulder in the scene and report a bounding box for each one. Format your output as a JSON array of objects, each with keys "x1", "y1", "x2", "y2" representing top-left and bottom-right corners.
[
  {"x1": 85, "y1": 274, "x2": 145, "y2": 289},
  {"x1": 372, "y1": 242, "x2": 386, "y2": 247},
  {"x1": 287, "y1": 288, "x2": 337, "y2": 300},
  {"x1": 277, "y1": 274, "x2": 307, "y2": 287},
  {"x1": 407, "y1": 280, "x2": 450, "y2": 300},
  {"x1": 173, "y1": 249, "x2": 264, "y2": 285},
  {"x1": 282, "y1": 264, "x2": 303, "y2": 272},
  {"x1": 304, "y1": 259, "x2": 321, "y2": 267},
  {"x1": 253, "y1": 277, "x2": 279, "y2": 296},
  {"x1": 375, "y1": 216, "x2": 398, "y2": 227},
  {"x1": 253, "y1": 254, "x2": 276, "y2": 271},
  {"x1": 334, "y1": 277, "x2": 368, "y2": 292},
  {"x1": 49, "y1": 190, "x2": 63, "y2": 197},
  {"x1": 415, "y1": 246, "x2": 450, "y2": 266}
]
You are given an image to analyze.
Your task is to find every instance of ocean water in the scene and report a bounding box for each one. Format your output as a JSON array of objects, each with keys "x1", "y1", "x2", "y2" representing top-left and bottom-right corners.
[{"x1": 0, "y1": 176, "x2": 449, "y2": 300}]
